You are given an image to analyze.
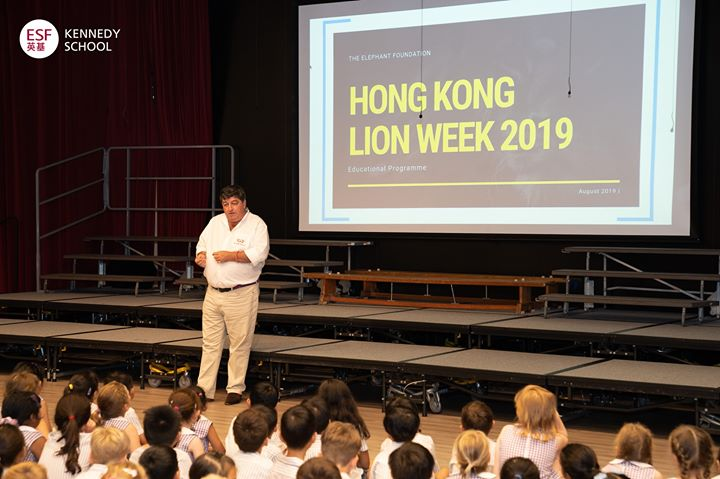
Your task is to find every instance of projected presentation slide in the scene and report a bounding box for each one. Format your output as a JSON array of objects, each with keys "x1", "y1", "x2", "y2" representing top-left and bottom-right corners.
[{"x1": 298, "y1": 0, "x2": 695, "y2": 235}]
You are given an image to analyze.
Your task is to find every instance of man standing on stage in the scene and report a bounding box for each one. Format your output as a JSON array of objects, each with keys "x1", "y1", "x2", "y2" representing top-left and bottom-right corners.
[{"x1": 194, "y1": 185, "x2": 269, "y2": 405}]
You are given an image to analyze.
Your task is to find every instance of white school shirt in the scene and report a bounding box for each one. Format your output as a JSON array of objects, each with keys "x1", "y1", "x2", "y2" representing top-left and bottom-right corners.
[
  {"x1": 228, "y1": 450, "x2": 274, "y2": 479},
  {"x1": 305, "y1": 433, "x2": 322, "y2": 459},
  {"x1": 380, "y1": 431, "x2": 436, "y2": 458},
  {"x1": 39, "y1": 430, "x2": 92, "y2": 479},
  {"x1": 197, "y1": 210, "x2": 269, "y2": 287},
  {"x1": 124, "y1": 406, "x2": 144, "y2": 435},
  {"x1": 270, "y1": 455, "x2": 305, "y2": 479}
]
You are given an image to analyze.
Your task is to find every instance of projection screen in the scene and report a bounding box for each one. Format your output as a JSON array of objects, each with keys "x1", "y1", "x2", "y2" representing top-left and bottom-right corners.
[{"x1": 298, "y1": 0, "x2": 696, "y2": 235}]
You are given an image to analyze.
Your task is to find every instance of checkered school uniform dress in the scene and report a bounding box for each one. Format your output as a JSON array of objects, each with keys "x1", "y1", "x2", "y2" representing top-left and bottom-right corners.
[
  {"x1": 603, "y1": 459, "x2": 659, "y2": 479},
  {"x1": 103, "y1": 416, "x2": 132, "y2": 431},
  {"x1": 497, "y1": 425, "x2": 562, "y2": 479},
  {"x1": 193, "y1": 414, "x2": 212, "y2": 452},
  {"x1": 20, "y1": 425, "x2": 43, "y2": 462},
  {"x1": 177, "y1": 426, "x2": 201, "y2": 461}
]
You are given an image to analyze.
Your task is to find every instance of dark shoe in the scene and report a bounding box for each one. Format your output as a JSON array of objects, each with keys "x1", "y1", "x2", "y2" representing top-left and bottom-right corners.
[{"x1": 224, "y1": 392, "x2": 243, "y2": 405}]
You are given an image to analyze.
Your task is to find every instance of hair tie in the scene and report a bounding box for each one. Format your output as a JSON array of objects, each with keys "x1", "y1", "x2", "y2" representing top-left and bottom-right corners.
[
  {"x1": 68, "y1": 415, "x2": 76, "y2": 421},
  {"x1": 0, "y1": 417, "x2": 18, "y2": 426}
]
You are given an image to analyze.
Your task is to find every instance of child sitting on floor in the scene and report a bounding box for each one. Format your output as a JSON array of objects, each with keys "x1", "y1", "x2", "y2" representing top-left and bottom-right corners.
[
  {"x1": 104, "y1": 371, "x2": 145, "y2": 445},
  {"x1": 129, "y1": 405, "x2": 192, "y2": 479},
  {"x1": 168, "y1": 389, "x2": 204, "y2": 462},
  {"x1": 189, "y1": 385, "x2": 224, "y2": 454},
  {"x1": 1, "y1": 391, "x2": 46, "y2": 462},
  {"x1": 227, "y1": 407, "x2": 272, "y2": 479},
  {"x1": 75, "y1": 426, "x2": 129, "y2": 479},
  {"x1": 39, "y1": 394, "x2": 93, "y2": 478},
  {"x1": 602, "y1": 423, "x2": 662, "y2": 479},
  {"x1": 96, "y1": 382, "x2": 141, "y2": 452}
]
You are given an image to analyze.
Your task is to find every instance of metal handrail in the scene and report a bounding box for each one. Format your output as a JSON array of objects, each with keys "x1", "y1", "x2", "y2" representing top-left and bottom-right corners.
[
  {"x1": 106, "y1": 145, "x2": 234, "y2": 235},
  {"x1": 35, "y1": 148, "x2": 106, "y2": 291},
  {"x1": 36, "y1": 144, "x2": 235, "y2": 291}
]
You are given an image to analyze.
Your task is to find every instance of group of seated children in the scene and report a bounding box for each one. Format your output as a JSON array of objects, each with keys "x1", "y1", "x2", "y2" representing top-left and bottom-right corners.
[{"x1": 0, "y1": 362, "x2": 718, "y2": 479}]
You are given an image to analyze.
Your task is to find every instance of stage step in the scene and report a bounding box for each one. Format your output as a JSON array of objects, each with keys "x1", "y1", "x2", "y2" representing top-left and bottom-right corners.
[
  {"x1": 41, "y1": 273, "x2": 174, "y2": 295},
  {"x1": 539, "y1": 293, "x2": 717, "y2": 326},
  {"x1": 552, "y1": 269, "x2": 720, "y2": 282}
]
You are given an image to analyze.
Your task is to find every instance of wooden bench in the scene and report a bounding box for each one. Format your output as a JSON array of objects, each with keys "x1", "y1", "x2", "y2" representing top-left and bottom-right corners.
[
  {"x1": 305, "y1": 270, "x2": 564, "y2": 313},
  {"x1": 174, "y1": 277, "x2": 308, "y2": 303},
  {"x1": 41, "y1": 273, "x2": 174, "y2": 296},
  {"x1": 538, "y1": 293, "x2": 717, "y2": 326}
]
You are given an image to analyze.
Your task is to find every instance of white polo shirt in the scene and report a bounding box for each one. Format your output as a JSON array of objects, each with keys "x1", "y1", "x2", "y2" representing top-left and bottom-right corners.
[{"x1": 197, "y1": 209, "x2": 269, "y2": 288}]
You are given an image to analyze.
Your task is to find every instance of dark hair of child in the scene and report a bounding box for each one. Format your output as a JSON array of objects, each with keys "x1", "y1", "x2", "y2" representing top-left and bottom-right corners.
[
  {"x1": 252, "y1": 405, "x2": 277, "y2": 439},
  {"x1": 389, "y1": 442, "x2": 434, "y2": 479},
  {"x1": 143, "y1": 405, "x2": 182, "y2": 446},
  {"x1": 383, "y1": 405, "x2": 420, "y2": 443},
  {"x1": 0, "y1": 424, "x2": 24, "y2": 475},
  {"x1": 281, "y1": 404, "x2": 316, "y2": 450},
  {"x1": 189, "y1": 385, "x2": 208, "y2": 410},
  {"x1": 168, "y1": 388, "x2": 200, "y2": 422},
  {"x1": 501, "y1": 457, "x2": 541, "y2": 479},
  {"x1": 2, "y1": 391, "x2": 41, "y2": 425},
  {"x1": 249, "y1": 382, "x2": 280, "y2": 409},
  {"x1": 232, "y1": 408, "x2": 269, "y2": 453},
  {"x1": 560, "y1": 444, "x2": 600, "y2": 479},
  {"x1": 317, "y1": 379, "x2": 369, "y2": 438},
  {"x1": 189, "y1": 451, "x2": 235, "y2": 479},
  {"x1": 64, "y1": 370, "x2": 100, "y2": 400},
  {"x1": 55, "y1": 393, "x2": 92, "y2": 474},
  {"x1": 297, "y1": 457, "x2": 342, "y2": 479},
  {"x1": 139, "y1": 444, "x2": 179, "y2": 479},
  {"x1": 461, "y1": 400, "x2": 494, "y2": 434},
  {"x1": 302, "y1": 396, "x2": 330, "y2": 434}
]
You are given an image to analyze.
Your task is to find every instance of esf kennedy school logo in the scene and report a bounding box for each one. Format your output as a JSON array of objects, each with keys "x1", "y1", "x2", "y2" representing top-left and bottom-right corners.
[{"x1": 20, "y1": 19, "x2": 121, "y2": 59}]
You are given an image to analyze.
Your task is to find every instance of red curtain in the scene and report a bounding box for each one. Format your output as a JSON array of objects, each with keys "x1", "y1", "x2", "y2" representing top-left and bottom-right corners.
[{"x1": 0, "y1": 0, "x2": 213, "y2": 292}]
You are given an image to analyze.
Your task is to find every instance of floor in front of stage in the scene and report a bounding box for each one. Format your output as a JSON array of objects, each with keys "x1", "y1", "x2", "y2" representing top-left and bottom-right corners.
[{"x1": 0, "y1": 370, "x2": 685, "y2": 477}]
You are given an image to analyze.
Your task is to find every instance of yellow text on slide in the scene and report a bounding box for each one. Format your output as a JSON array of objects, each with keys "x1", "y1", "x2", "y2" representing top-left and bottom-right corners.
[
  {"x1": 350, "y1": 82, "x2": 427, "y2": 115},
  {"x1": 416, "y1": 121, "x2": 495, "y2": 153},
  {"x1": 349, "y1": 77, "x2": 514, "y2": 115},
  {"x1": 350, "y1": 125, "x2": 411, "y2": 156}
]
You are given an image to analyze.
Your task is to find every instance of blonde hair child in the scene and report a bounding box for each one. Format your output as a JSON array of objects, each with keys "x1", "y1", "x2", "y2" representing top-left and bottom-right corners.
[
  {"x1": 494, "y1": 385, "x2": 568, "y2": 479},
  {"x1": 602, "y1": 423, "x2": 662, "y2": 479},
  {"x1": 96, "y1": 382, "x2": 140, "y2": 452}
]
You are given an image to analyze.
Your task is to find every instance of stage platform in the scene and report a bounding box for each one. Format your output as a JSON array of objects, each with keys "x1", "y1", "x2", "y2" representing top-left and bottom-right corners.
[
  {"x1": 2, "y1": 292, "x2": 720, "y2": 350},
  {"x1": 1, "y1": 290, "x2": 719, "y2": 426}
]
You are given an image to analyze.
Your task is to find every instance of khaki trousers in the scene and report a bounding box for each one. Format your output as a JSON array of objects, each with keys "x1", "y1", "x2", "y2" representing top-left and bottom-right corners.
[{"x1": 197, "y1": 283, "x2": 259, "y2": 398}]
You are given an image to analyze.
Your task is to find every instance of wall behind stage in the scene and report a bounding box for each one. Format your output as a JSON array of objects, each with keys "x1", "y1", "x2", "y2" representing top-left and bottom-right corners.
[
  {"x1": 212, "y1": 0, "x2": 720, "y2": 276},
  {"x1": 0, "y1": 0, "x2": 213, "y2": 292}
]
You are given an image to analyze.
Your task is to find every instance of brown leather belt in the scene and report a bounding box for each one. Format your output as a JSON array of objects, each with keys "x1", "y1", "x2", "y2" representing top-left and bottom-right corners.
[{"x1": 212, "y1": 281, "x2": 257, "y2": 293}]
